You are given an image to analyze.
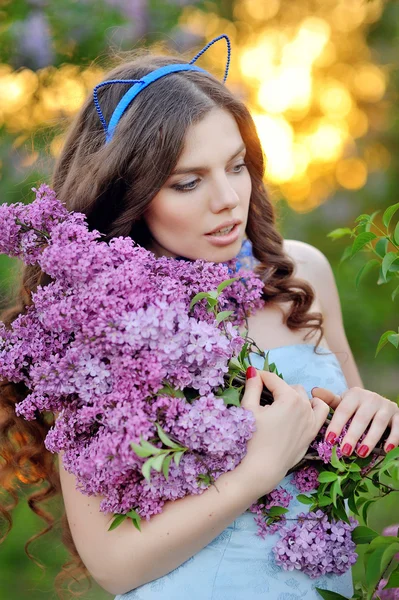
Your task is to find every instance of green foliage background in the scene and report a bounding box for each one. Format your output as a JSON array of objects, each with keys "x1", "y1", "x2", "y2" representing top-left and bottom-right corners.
[{"x1": 0, "y1": 1, "x2": 398, "y2": 598}]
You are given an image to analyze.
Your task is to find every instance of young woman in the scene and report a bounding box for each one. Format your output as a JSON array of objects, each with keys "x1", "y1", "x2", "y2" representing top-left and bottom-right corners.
[{"x1": 1, "y1": 40, "x2": 398, "y2": 600}]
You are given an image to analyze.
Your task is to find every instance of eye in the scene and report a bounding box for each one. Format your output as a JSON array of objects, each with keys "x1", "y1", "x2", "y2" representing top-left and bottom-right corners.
[
  {"x1": 232, "y1": 162, "x2": 247, "y2": 173},
  {"x1": 171, "y1": 162, "x2": 248, "y2": 193},
  {"x1": 171, "y1": 178, "x2": 201, "y2": 193}
]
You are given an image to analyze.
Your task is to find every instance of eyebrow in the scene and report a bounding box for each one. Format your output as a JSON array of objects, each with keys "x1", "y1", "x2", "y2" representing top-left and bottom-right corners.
[{"x1": 171, "y1": 142, "x2": 246, "y2": 176}]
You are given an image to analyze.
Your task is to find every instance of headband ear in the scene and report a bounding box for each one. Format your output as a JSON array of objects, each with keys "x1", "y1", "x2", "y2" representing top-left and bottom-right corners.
[
  {"x1": 93, "y1": 34, "x2": 232, "y2": 143},
  {"x1": 189, "y1": 34, "x2": 231, "y2": 84},
  {"x1": 93, "y1": 78, "x2": 143, "y2": 137}
]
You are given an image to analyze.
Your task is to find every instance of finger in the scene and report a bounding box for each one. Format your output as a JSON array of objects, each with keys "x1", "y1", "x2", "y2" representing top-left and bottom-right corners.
[
  {"x1": 257, "y1": 370, "x2": 295, "y2": 402},
  {"x1": 339, "y1": 406, "x2": 379, "y2": 456},
  {"x1": 355, "y1": 409, "x2": 398, "y2": 457},
  {"x1": 241, "y1": 366, "x2": 263, "y2": 411},
  {"x1": 383, "y1": 412, "x2": 399, "y2": 453},
  {"x1": 311, "y1": 386, "x2": 342, "y2": 410},
  {"x1": 310, "y1": 395, "x2": 330, "y2": 433},
  {"x1": 324, "y1": 395, "x2": 359, "y2": 443}
]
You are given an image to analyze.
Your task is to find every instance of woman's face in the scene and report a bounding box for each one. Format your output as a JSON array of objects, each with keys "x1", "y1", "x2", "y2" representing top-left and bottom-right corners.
[{"x1": 144, "y1": 107, "x2": 252, "y2": 262}]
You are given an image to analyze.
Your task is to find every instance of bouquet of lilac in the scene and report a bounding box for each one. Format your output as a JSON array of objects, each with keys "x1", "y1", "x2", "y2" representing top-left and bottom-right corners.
[
  {"x1": 2, "y1": 186, "x2": 399, "y2": 595},
  {"x1": 0, "y1": 184, "x2": 265, "y2": 525}
]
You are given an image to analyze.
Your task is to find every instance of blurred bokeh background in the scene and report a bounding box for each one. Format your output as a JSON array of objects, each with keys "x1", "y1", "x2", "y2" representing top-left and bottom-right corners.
[{"x1": 0, "y1": 0, "x2": 398, "y2": 598}]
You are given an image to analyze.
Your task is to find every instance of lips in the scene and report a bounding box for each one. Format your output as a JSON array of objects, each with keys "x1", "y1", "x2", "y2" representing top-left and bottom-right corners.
[{"x1": 206, "y1": 219, "x2": 242, "y2": 235}]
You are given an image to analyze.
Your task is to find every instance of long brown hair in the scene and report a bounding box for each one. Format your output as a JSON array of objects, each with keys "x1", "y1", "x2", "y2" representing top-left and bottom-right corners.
[{"x1": 0, "y1": 45, "x2": 323, "y2": 598}]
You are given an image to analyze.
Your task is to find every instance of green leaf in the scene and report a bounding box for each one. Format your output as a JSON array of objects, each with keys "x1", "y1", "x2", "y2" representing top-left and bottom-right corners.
[
  {"x1": 318, "y1": 495, "x2": 333, "y2": 507},
  {"x1": 217, "y1": 277, "x2": 238, "y2": 294},
  {"x1": 375, "y1": 237, "x2": 389, "y2": 258},
  {"x1": 126, "y1": 509, "x2": 142, "y2": 532},
  {"x1": 365, "y1": 546, "x2": 387, "y2": 597},
  {"x1": 142, "y1": 456, "x2": 156, "y2": 481},
  {"x1": 318, "y1": 471, "x2": 338, "y2": 483},
  {"x1": 174, "y1": 450, "x2": 185, "y2": 466},
  {"x1": 216, "y1": 310, "x2": 234, "y2": 323},
  {"x1": 108, "y1": 513, "x2": 127, "y2": 531},
  {"x1": 348, "y1": 462, "x2": 361, "y2": 472},
  {"x1": 208, "y1": 290, "x2": 218, "y2": 300},
  {"x1": 189, "y1": 291, "x2": 210, "y2": 310},
  {"x1": 352, "y1": 525, "x2": 379, "y2": 544},
  {"x1": 268, "y1": 506, "x2": 289, "y2": 517},
  {"x1": 382, "y1": 202, "x2": 399, "y2": 228},
  {"x1": 331, "y1": 478, "x2": 342, "y2": 507},
  {"x1": 394, "y1": 221, "x2": 399, "y2": 245},
  {"x1": 388, "y1": 333, "x2": 399, "y2": 348},
  {"x1": 391, "y1": 284, "x2": 399, "y2": 302},
  {"x1": 151, "y1": 453, "x2": 167, "y2": 472},
  {"x1": 156, "y1": 423, "x2": 181, "y2": 449},
  {"x1": 381, "y1": 543, "x2": 399, "y2": 574},
  {"x1": 327, "y1": 228, "x2": 353, "y2": 240},
  {"x1": 384, "y1": 566, "x2": 399, "y2": 589},
  {"x1": 130, "y1": 441, "x2": 154, "y2": 458},
  {"x1": 340, "y1": 245, "x2": 353, "y2": 263},
  {"x1": 330, "y1": 446, "x2": 347, "y2": 472},
  {"x1": 365, "y1": 210, "x2": 381, "y2": 232},
  {"x1": 315, "y1": 588, "x2": 350, "y2": 600},
  {"x1": 377, "y1": 445, "x2": 399, "y2": 473},
  {"x1": 376, "y1": 330, "x2": 397, "y2": 356},
  {"x1": 297, "y1": 494, "x2": 314, "y2": 505},
  {"x1": 355, "y1": 213, "x2": 373, "y2": 224},
  {"x1": 162, "y1": 453, "x2": 173, "y2": 480},
  {"x1": 382, "y1": 252, "x2": 398, "y2": 280},
  {"x1": 228, "y1": 357, "x2": 243, "y2": 372},
  {"x1": 362, "y1": 499, "x2": 375, "y2": 524},
  {"x1": 220, "y1": 387, "x2": 241, "y2": 406},
  {"x1": 350, "y1": 232, "x2": 377, "y2": 257},
  {"x1": 140, "y1": 439, "x2": 162, "y2": 454},
  {"x1": 347, "y1": 494, "x2": 358, "y2": 516},
  {"x1": 334, "y1": 497, "x2": 350, "y2": 523},
  {"x1": 355, "y1": 259, "x2": 380, "y2": 289}
]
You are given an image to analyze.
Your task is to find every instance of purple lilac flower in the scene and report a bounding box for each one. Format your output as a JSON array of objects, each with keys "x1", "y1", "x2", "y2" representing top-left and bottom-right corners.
[
  {"x1": 273, "y1": 510, "x2": 358, "y2": 578},
  {"x1": 292, "y1": 466, "x2": 320, "y2": 493},
  {"x1": 374, "y1": 579, "x2": 399, "y2": 600},
  {"x1": 0, "y1": 184, "x2": 264, "y2": 517},
  {"x1": 249, "y1": 487, "x2": 293, "y2": 538}
]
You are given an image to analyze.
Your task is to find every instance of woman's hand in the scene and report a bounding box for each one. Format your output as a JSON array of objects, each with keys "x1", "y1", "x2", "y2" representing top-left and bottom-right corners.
[
  {"x1": 239, "y1": 368, "x2": 330, "y2": 497},
  {"x1": 311, "y1": 386, "x2": 399, "y2": 457}
]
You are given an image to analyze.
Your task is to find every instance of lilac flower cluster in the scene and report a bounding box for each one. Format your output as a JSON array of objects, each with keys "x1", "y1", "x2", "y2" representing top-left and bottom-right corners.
[
  {"x1": 292, "y1": 466, "x2": 320, "y2": 493},
  {"x1": 375, "y1": 579, "x2": 399, "y2": 600},
  {"x1": 249, "y1": 487, "x2": 293, "y2": 538},
  {"x1": 0, "y1": 184, "x2": 264, "y2": 517},
  {"x1": 273, "y1": 510, "x2": 358, "y2": 578},
  {"x1": 373, "y1": 524, "x2": 399, "y2": 599},
  {"x1": 312, "y1": 420, "x2": 367, "y2": 464}
]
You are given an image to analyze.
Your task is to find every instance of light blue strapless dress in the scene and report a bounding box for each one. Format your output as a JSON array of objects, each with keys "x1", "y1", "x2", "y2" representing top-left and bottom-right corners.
[{"x1": 115, "y1": 344, "x2": 354, "y2": 600}]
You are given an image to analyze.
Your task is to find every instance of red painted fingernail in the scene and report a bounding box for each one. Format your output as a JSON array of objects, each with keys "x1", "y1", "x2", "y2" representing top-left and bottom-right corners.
[
  {"x1": 326, "y1": 432, "x2": 337, "y2": 444},
  {"x1": 385, "y1": 443, "x2": 395, "y2": 453},
  {"x1": 246, "y1": 366, "x2": 257, "y2": 380},
  {"x1": 357, "y1": 445, "x2": 369, "y2": 458},
  {"x1": 342, "y1": 443, "x2": 352, "y2": 456}
]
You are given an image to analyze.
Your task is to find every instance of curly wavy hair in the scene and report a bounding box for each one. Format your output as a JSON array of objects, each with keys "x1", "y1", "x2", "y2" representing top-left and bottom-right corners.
[{"x1": 0, "y1": 45, "x2": 323, "y2": 598}]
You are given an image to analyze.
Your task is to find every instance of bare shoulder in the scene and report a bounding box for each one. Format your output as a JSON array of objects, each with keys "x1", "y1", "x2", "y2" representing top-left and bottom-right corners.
[{"x1": 283, "y1": 239, "x2": 334, "y2": 311}]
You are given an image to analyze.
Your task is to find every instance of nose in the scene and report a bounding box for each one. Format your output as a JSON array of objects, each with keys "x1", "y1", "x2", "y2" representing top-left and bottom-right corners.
[{"x1": 209, "y1": 173, "x2": 240, "y2": 213}]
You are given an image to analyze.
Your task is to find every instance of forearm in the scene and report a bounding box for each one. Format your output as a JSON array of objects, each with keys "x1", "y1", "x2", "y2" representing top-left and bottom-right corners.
[{"x1": 99, "y1": 458, "x2": 281, "y2": 595}]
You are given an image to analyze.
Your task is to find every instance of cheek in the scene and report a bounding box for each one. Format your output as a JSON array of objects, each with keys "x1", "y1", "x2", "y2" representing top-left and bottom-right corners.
[{"x1": 148, "y1": 198, "x2": 199, "y2": 234}]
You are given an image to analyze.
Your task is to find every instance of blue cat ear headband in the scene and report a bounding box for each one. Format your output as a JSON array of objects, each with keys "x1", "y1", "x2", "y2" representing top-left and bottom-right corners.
[{"x1": 93, "y1": 34, "x2": 231, "y2": 145}]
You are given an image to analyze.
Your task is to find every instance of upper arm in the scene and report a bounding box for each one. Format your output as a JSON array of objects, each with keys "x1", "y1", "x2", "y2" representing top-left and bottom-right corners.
[
  {"x1": 284, "y1": 239, "x2": 364, "y2": 389},
  {"x1": 58, "y1": 451, "x2": 139, "y2": 594}
]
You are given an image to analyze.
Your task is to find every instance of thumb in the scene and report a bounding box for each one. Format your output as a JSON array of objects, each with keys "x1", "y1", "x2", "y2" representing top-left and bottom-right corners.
[
  {"x1": 311, "y1": 386, "x2": 342, "y2": 409},
  {"x1": 241, "y1": 366, "x2": 263, "y2": 411}
]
